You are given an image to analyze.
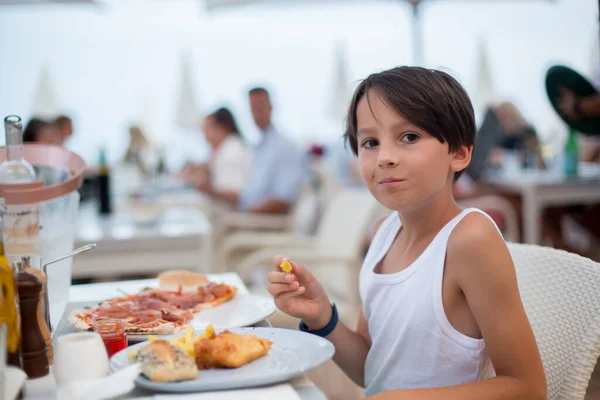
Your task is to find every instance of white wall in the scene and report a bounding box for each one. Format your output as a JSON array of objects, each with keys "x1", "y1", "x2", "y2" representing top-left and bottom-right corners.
[{"x1": 0, "y1": 0, "x2": 594, "y2": 169}]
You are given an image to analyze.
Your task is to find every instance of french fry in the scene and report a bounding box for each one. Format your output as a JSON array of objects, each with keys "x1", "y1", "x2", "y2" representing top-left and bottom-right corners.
[
  {"x1": 131, "y1": 324, "x2": 216, "y2": 364},
  {"x1": 204, "y1": 323, "x2": 215, "y2": 338},
  {"x1": 128, "y1": 349, "x2": 138, "y2": 362},
  {"x1": 185, "y1": 326, "x2": 193, "y2": 343}
]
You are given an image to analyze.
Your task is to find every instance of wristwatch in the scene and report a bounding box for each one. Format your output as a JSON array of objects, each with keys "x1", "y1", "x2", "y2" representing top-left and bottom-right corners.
[{"x1": 299, "y1": 303, "x2": 338, "y2": 338}]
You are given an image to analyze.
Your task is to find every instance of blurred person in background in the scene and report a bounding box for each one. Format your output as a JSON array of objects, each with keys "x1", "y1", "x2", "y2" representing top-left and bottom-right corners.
[
  {"x1": 124, "y1": 125, "x2": 151, "y2": 166},
  {"x1": 178, "y1": 107, "x2": 252, "y2": 206},
  {"x1": 326, "y1": 138, "x2": 364, "y2": 188},
  {"x1": 556, "y1": 85, "x2": 600, "y2": 163},
  {"x1": 542, "y1": 68, "x2": 600, "y2": 255},
  {"x1": 451, "y1": 102, "x2": 545, "y2": 241},
  {"x1": 469, "y1": 102, "x2": 545, "y2": 170},
  {"x1": 494, "y1": 102, "x2": 545, "y2": 169},
  {"x1": 23, "y1": 118, "x2": 62, "y2": 145},
  {"x1": 54, "y1": 115, "x2": 73, "y2": 146},
  {"x1": 233, "y1": 87, "x2": 304, "y2": 214}
]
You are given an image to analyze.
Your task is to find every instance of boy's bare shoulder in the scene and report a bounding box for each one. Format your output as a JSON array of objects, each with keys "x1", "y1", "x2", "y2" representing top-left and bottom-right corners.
[
  {"x1": 447, "y1": 211, "x2": 510, "y2": 272},
  {"x1": 449, "y1": 211, "x2": 504, "y2": 247}
]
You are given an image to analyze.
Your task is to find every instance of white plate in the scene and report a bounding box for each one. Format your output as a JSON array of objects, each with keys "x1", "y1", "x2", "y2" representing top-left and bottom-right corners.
[
  {"x1": 126, "y1": 293, "x2": 276, "y2": 342},
  {"x1": 110, "y1": 327, "x2": 335, "y2": 392}
]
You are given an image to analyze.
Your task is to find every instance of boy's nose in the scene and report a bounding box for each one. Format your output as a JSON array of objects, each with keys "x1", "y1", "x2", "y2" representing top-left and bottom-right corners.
[{"x1": 378, "y1": 152, "x2": 399, "y2": 168}]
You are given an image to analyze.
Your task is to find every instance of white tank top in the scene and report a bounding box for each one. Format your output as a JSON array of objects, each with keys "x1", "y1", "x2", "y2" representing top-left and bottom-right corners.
[{"x1": 360, "y1": 208, "x2": 499, "y2": 396}]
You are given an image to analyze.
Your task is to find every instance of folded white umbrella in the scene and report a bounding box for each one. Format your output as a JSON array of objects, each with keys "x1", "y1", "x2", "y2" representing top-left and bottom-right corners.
[{"x1": 32, "y1": 65, "x2": 61, "y2": 119}]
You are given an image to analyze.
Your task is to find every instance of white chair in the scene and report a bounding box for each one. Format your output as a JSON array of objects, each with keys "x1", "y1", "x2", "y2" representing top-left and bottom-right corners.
[
  {"x1": 231, "y1": 188, "x2": 380, "y2": 310},
  {"x1": 210, "y1": 184, "x2": 324, "y2": 271},
  {"x1": 508, "y1": 242, "x2": 600, "y2": 399}
]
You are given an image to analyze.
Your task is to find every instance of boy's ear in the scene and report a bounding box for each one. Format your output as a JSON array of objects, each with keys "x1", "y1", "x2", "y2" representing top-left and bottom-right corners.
[{"x1": 451, "y1": 145, "x2": 472, "y2": 174}]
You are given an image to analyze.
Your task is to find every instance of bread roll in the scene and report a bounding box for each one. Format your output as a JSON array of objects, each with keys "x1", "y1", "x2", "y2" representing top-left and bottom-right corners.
[
  {"x1": 133, "y1": 340, "x2": 198, "y2": 382},
  {"x1": 158, "y1": 270, "x2": 208, "y2": 292}
]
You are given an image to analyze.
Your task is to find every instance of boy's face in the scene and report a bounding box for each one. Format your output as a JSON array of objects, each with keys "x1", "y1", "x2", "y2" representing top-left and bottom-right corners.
[{"x1": 356, "y1": 90, "x2": 470, "y2": 212}]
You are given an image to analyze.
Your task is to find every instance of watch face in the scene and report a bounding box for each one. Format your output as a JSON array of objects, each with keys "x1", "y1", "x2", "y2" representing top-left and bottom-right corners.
[{"x1": 546, "y1": 65, "x2": 600, "y2": 135}]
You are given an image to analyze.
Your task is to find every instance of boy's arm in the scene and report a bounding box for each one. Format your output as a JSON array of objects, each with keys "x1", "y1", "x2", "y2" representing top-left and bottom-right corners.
[
  {"x1": 319, "y1": 306, "x2": 371, "y2": 387},
  {"x1": 368, "y1": 214, "x2": 546, "y2": 400}
]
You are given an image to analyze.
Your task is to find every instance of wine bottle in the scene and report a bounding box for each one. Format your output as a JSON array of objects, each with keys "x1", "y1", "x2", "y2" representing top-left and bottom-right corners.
[{"x1": 97, "y1": 148, "x2": 112, "y2": 215}]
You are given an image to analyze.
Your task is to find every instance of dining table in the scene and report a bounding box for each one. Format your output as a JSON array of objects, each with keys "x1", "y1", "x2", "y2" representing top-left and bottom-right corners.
[{"x1": 21, "y1": 272, "x2": 327, "y2": 400}]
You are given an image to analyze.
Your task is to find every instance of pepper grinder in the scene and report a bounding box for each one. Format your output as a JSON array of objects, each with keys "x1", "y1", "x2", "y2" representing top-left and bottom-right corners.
[
  {"x1": 22, "y1": 257, "x2": 53, "y2": 364},
  {"x1": 15, "y1": 261, "x2": 49, "y2": 378}
]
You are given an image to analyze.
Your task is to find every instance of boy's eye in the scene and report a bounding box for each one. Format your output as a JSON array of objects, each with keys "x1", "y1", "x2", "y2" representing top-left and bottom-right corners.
[
  {"x1": 361, "y1": 139, "x2": 379, "y2": 149},
  {"x1": 401, "y1": 133, "x2": 419, "y2": 143}
]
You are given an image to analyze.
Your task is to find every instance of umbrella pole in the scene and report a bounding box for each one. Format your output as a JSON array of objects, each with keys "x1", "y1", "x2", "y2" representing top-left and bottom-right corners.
[{"x1": 411, "y1": 2, "x2": 423, "y2": 65}]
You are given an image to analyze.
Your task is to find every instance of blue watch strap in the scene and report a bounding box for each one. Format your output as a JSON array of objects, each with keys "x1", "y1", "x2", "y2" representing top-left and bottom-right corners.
[{"x1": 299, "y1": 303, "x2": 338, "y2": 337}]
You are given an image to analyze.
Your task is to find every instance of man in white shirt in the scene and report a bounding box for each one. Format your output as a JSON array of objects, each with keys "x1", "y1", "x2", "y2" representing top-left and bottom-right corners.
[{"x1": 237, "y1": 87, "x2": 305, "y2": 214}]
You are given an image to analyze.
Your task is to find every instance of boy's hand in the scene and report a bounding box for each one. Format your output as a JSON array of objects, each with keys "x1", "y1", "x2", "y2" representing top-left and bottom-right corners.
[{"x1": 267, "y1": 256, "x2": 332, "y2": 330}]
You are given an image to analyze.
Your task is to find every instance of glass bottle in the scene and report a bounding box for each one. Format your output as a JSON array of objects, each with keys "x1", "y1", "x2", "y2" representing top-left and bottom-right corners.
[
  {"x1": 0, "y1": 254, "x2": 21, "y2": 369},
  {"x1": 97, "y1": 148, "x2": 112, "y2": 215},
  {"x1": 0, "y1": 116, "x2": 36, "y2": 183},
  {"x1": 563, "y1": 127, "x2": 579, "y2": 177}
]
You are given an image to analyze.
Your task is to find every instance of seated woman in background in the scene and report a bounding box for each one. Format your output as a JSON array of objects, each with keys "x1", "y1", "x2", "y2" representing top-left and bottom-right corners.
[
  {"x1": 178, "y1": 107, "x2": 252, "y2": 207},
  {"x1": 23, "y1": 118, "x2": 62, "y2": 145},
  {"x1": 124, "y1": 125, "x2": 151, "y2": 166},
  {"x1": 452, "y1": 102, "x2": 545, "y2": 241},
  {"x1": 489, "y1": 101, "x2": 545, "y2": 169}
]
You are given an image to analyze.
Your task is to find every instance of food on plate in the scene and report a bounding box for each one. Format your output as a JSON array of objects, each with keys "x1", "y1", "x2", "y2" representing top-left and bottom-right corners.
[
  {"x1": 132, "y1": 339, "x2": 198, "y2": 382},
  {"x1": 158, "y1": 270, "x2": 209, "y2": 292},
  {"x1": 67, "y1": 279, "x2": 237, "y2": 335},
  {"x1": 194, "y1": 328, "x2": 272, "y2": 369},
  {"x1": 128, "y1": 324, "x2": 271, "y2": 382},
  {"x1": 280, "y1": 260, "x2": 293, "y2": 273},
  {"x1": 68, "y1": 298, "x2": 193, "y2": 335},
  {"x1": 154, "y1": 283, "x2": 238, "y2": 313},
  {"x1": 130, "y1": 324, "x2": 215, "y2": 361}
]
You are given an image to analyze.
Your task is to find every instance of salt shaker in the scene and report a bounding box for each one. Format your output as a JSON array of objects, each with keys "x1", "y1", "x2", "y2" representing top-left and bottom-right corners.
[{"x1": 15, "y1": 261, "x2": 48, "y2": 378}]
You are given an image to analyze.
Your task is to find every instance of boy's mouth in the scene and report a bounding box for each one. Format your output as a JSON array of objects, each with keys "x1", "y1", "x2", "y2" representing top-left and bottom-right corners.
[{"x1": 378, "y1": 177, "x2": 406, "y2": 186}]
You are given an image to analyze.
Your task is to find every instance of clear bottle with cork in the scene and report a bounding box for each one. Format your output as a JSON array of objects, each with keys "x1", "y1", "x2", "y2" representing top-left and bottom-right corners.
[
  {"x1": 0, "y1": 115, "x2": 39, "y2": 257},
  {"x1": 0, "y1": 116, "x2": 36, "y2": 184}
]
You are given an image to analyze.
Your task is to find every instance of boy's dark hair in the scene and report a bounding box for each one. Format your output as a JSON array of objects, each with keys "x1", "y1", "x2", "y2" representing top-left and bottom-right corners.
[
  {"x1": 344, "y1": 66, "x2": 476, "y2": 180},
  {"x1": 208, "y1": 107, "x2": 241, "y2": 137},
  {"x1": 248, "y1": 87, "x2": 270, "y2": 98}
]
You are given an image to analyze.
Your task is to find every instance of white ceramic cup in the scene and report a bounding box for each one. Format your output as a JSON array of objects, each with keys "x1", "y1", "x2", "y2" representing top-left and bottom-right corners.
[{"x1": 54, "y1": 332, "x2": 109, "y2": 386}]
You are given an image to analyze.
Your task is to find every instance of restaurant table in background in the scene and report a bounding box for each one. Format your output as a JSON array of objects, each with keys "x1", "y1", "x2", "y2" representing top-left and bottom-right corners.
[
  {"x1": 73, "y1": 202, "x2": 213, "y2": 279},
  {"x1": 482, "y1": 162, "x2": 600, "y2": 244}
]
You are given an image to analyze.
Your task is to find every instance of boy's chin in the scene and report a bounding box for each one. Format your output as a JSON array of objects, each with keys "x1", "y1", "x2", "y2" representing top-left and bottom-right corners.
[{"x1": 373, "y1": 194, "x2": 414, "y2": 213}]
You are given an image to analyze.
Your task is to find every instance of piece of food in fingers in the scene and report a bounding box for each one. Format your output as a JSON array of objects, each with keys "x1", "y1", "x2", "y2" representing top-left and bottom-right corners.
[
  {"x1": 280, "y1": 260, "x2": 293, "y2": 273},
  {"x1": 132, "y1": 339, "x2": 198, "y2": 382},
  {"x1": 194, "y1": 329, "x2": 272, "y2": 369}
]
